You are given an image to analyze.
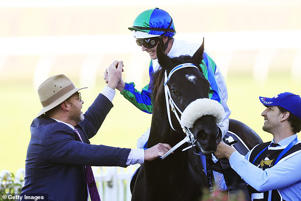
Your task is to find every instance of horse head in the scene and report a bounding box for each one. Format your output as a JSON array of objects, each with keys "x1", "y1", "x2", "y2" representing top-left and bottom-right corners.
[{"x1": 155, "y1": 40, "x2": 224, "y2": 154}]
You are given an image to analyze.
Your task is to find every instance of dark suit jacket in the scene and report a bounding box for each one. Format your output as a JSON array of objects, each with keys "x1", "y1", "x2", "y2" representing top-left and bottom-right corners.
[{"x1": 20, "y1": 94, "x2": 131, "y2": 201}]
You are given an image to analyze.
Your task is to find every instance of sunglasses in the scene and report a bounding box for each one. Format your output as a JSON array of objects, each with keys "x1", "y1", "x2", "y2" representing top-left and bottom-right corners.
[
  {"x1": 136, "y1": 37, "x2": 161, "y2": 49},
  {"x1": 70, "y1": 92, "x2": 82, "y2": 102}
]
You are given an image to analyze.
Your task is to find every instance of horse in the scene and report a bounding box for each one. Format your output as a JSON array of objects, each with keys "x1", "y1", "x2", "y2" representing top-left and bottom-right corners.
[{"x1": 131, "y1": 40, "x2": 262, "y2": 201}]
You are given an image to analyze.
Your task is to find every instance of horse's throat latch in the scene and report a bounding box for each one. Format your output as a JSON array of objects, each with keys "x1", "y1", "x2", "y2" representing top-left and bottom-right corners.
[
  {"x1": 160, "y1": 135, "x2": 190, "y2": 159},
  {"x1": 160, "y1": 127, "x2": 197, "y2": 159},
  {"x1": 182, "y1": 144, "x2": 196, "y2": 152}
]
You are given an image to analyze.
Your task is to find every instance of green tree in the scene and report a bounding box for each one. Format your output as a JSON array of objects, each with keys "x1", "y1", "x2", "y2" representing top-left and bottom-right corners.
[{"x1": 0, "y1": 172, "x2": 23, "y2": 201}]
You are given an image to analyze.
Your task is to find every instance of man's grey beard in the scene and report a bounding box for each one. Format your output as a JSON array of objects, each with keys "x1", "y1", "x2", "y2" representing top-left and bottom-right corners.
[{"x1": 80, "y1": 113, "x2": 85, "y2": 121}]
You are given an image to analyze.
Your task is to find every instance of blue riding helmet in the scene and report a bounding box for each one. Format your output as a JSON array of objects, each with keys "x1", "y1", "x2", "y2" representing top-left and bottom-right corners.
[{"x1": 128, "y1": 8, "x2": 176, "y2": 38}]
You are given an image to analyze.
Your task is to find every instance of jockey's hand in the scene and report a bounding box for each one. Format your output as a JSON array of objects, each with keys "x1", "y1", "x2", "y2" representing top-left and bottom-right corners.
[
  {"x1": 144, "y1": 143, "x2": 171, "y2": 161},
  {"x1": 214, "y1": 142, "x2": 236, "y2": 159},
  {"x1": 104, "y1": 61, "x2": 125, "y2": 91},
  {"x1": 106, "y1": 60, "x2": 123, "y2": 89}
]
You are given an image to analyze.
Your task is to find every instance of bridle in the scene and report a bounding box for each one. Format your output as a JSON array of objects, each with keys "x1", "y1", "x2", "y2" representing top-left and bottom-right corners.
[
  {"x1": 160, "y1": 62, "x2": 223, "y2": 159},
  {"x1": 161, "y1": 63, "x2": 204, "y2": 159},
  {"x1": 160, "y1": 62, "x2": 224, "y2": 191}
]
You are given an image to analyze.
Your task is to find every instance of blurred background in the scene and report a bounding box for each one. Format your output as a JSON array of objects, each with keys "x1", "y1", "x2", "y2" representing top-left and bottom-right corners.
[{"x1": 0, "y1": 0, "x2": 300, "y2": 172}]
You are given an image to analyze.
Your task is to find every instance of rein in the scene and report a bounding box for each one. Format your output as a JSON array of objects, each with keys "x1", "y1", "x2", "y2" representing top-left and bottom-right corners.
[{"x1": 161, "y1": 63, "x2": 201, "y2": 159}]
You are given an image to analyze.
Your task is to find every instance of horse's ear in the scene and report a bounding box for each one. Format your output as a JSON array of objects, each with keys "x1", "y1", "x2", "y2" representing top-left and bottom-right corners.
[
  {"x1": 192, "y1": 38, "x2": 205, "y2": 65},
  {"x1": 156, "y1": 40, "x2": 173, "y2": 70}
]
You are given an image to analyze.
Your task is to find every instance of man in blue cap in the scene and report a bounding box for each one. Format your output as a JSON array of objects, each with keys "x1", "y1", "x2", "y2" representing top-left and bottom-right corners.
[{"x1": 215, "y1": 92, "x2": 301, "y2": 201}]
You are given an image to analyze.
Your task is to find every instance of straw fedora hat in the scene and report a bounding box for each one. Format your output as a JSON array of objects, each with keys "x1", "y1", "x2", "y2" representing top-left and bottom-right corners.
[{"x1": 37, "y1": 74, "x2": 87, "y2": 117}]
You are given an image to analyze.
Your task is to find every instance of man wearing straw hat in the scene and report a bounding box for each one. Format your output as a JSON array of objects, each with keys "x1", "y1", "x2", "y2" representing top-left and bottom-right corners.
[{"x1": 20, "y1": 61, "x2": 171, "y2": 201}]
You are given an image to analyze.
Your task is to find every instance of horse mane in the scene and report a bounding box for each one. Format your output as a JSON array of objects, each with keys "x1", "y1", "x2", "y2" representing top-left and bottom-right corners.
[{"x1": 151, "y1": 69, "x2": 164, "y2": 105}]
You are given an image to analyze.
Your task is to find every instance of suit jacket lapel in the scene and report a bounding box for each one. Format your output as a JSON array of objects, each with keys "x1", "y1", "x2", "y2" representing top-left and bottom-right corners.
[{"x1": 74, "y1": 125, "x2": 90, "y2": 144}]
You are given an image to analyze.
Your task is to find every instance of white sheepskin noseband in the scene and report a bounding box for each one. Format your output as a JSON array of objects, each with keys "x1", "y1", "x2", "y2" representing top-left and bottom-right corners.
[{"x1": 180, "y1": 98, "x2": 225, "y2": 128}]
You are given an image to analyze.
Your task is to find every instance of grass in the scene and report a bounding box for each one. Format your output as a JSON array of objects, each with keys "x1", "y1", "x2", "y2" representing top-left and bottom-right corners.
[{"x1": 0, "y1": 72, "x2": 300, "y2": 172}]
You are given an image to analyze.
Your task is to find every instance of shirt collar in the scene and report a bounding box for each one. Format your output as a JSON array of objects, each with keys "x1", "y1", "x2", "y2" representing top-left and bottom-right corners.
[
  {"x1": 51, "y1": 118, "x2": 75, "y2": 130},
  {"x1": 270, "y1": 134, "x2": 298, "y2": 149}
]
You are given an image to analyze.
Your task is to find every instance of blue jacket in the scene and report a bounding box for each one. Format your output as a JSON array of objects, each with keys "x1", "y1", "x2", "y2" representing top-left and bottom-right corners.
[{"x1": 20, "y1": 94, "x2": 131, "y2": 201}]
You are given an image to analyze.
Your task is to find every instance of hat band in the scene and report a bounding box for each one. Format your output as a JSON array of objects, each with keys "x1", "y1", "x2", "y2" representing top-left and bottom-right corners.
[
  {"x1": 41, "y1": 84, "x2": 75, "y2": 107},
  {"x1": 130, "y1": 26, "x2": 175, "y2": 32}
]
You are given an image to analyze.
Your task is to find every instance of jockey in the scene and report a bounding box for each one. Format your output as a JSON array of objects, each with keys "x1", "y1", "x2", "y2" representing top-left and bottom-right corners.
[{"x1": 115, "y1": 8, "x2": 231, "y2": 149}]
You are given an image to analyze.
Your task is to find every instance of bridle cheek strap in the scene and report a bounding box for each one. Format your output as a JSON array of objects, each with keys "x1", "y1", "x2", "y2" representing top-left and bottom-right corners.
[
  {"x1": 164, "y1": 71, "x2": 183, "y2": 131},
  {"x1": 164, "y1": 71, "x2": 176, "y2": 131}
]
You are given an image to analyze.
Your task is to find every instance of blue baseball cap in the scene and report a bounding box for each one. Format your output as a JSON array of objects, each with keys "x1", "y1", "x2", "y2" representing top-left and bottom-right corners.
[{"x1": 259, "y1": 92, "x2": 301, "y2": 119}]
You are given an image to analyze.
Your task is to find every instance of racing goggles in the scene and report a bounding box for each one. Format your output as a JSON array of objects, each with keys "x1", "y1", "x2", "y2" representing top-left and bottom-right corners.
[{"x1": 136, "y1": 37, "x2": 161, "y2": 49}]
